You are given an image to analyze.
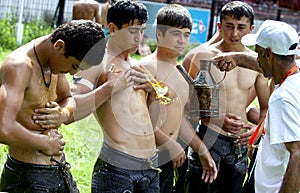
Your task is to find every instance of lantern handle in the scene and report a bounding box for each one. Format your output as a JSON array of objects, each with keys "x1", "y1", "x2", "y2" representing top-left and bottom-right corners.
[
  {"x1": 216, "y1": 71, "x2": 226, "y2": 85},
  {"x1": 210, "y1": 60, "x2": 226, "y2": 85}
]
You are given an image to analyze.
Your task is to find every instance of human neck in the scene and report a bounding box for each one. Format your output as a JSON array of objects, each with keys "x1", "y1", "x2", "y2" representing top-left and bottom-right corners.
[
  {"x1": 219, "y1": 40, "x2": 245, "y2": 52},
  {"x1": 155, "y1": 47, "x2": 179, "y2": 65},
  {"x1": 107, "y1": 42, "x2": 131, "y2": 62},
  {"x1": 273, "y1": 62, "x2": 298, "y2": 85},
  {"x1": 33, "y1": 39, "x2": 52, "y2": 89}
]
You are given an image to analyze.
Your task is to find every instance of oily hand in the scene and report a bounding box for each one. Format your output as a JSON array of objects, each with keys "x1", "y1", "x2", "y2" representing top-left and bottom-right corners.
[
  {"x1": 168, "y1": 142, "x2": 186, "y2": 169},
  {"x1": 211, "y1": 54, "x2": 237, "y2": 71},
  {"x1": 222, "y1": 113, "x2": 244, "y2": 135},
  {"x1": 130, "y1": 65, "x2": 155, "y2": 94},
  {"x1": 41, "y1": 129, "x2": 65, "y2": 156},
  {"x1": 33, "y1": 102, "x2": 67, "y2": 129}
]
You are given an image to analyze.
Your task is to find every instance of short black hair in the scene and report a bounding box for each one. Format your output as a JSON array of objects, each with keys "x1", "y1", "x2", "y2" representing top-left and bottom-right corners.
[
  {"x1": 107, "y1": 0, "x2": 148, "y2": 29},
  {"x1": 156, "y1": 4, "x2": 192, "y2": 35},
  {"x1": 50, "y1": 20, "x2": 105, "y2": 66},
  {"x1": 220, "y1": 1, "x2": 254, "y2": 27}
]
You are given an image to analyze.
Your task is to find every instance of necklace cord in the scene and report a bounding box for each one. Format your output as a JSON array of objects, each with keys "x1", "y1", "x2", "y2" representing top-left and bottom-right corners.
[{"x1": 33, "y1": 41, "x2": 51, "y2": 89}]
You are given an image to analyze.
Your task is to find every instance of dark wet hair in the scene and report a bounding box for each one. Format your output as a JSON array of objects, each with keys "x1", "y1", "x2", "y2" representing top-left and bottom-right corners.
[
  {"x1": 107, "y1": 0, "x2": 148, "y2": 29},
  {"x1": 156, "y1": 4, "x2": 192, "y2": 35},
  {"x1": 220, "y1": 1, "x2": 254, "y2": 26},
  {"x1": 50, "y1": 20, "x2": 105, "y2": 66}
]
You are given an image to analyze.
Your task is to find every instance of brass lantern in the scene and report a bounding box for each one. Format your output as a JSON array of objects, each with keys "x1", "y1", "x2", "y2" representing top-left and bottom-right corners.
[{"x1": 177, "y1": 59, "x2": 225, "y2": 118}]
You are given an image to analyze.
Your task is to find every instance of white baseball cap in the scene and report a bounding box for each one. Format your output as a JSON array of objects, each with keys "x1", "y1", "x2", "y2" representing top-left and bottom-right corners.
[{"x1": 242, "y1": 20, "x2": 300, "y2": 56}]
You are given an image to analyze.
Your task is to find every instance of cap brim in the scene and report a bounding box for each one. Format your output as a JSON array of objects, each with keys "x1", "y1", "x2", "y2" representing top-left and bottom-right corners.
[{"x1": 241, "y1": 34, "x2": 258, "y2": 46}]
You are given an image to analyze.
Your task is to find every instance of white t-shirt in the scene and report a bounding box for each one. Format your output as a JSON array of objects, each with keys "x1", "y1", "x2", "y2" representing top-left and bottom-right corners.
[{"x1": 255, "y1": 72, "x2": 300, "y2": 193}]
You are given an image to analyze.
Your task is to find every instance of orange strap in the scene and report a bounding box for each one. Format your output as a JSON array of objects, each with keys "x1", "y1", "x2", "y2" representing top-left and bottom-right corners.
[{"x1": 249, "y1": 111, "x2": 267, "y2": 147}]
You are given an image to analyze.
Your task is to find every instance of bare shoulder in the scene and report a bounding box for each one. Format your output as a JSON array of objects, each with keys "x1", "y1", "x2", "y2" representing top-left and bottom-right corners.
[
  {"x1": 75, "y1": 63, "x2": 104, "y2": 83},
  {"x1": 190, "y1": 44, "x2": 214, "y2": 60},
  {"x1": 138, "y1": 54, "x2": 157, "y2": 74},
  {"x1": 0, "y1": 49, "x2": 33, "y2": 89},
  {"x1": 2, "y1": 49, "x2": 32, "y2": 73},
  {"x1": 90, "y1": 0, "x2": 100, "y2": 9},
  {"x1": 187, "y1": 44, "x2": 210, "y2": 57}
]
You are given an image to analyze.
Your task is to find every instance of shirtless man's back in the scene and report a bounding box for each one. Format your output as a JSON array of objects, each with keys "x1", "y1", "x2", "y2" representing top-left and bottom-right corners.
[{"x1": 73, "y1": 0, "x2": 101, "y2": 23}]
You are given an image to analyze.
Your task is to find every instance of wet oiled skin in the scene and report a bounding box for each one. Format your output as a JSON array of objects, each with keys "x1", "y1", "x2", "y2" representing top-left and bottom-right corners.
[{"x1": 0, "y1": 41, "x2": 62, "y2": 164}]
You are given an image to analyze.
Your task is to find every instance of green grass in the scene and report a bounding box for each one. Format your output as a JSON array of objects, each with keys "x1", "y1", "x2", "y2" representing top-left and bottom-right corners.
[{"x1": 61, "y1": 115, "x2": 103, "y2": 193}]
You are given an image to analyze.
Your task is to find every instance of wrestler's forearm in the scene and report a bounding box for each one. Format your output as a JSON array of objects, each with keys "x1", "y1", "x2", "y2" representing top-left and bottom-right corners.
[
  {"x1": 179, "y1": 117, "x2": 208, "y2": 155},
  {"x1": 57, "y1": 97, "x2": 75, "y2": 125},
  {"x1": 71, "y1": 81, "x2": 113, "y2": 122},
  {"x1": 280, "y1": 157, "x2": 300, "y2": 193},
  {"x1": 0, "y1": 121, "x2": 55, "y2": 153}
]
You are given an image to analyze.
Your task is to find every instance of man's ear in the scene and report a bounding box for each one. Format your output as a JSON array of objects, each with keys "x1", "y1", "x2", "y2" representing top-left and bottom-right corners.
[
  {"x1": 107, "y1": 23, "x2": 117, "y2": 34},
  {"x1": 156, "y1": 29, "x2": 162, "y2": 42},
  {"x1": 54, "y1": 40, "x2": 65, "y2": 53},
  {"x1": 217, "y1": 22, "x2": 222, "y2": 32},
  {"x1": 266, "y1": 48, "x2": 272, "y2": 58},
  {"x1": 250, "y1": 25, "x2": 255, "y2": 33}
]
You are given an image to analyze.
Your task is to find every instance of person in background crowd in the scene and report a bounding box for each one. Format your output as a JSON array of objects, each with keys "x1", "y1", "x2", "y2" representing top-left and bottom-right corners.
[
  {"x1": 73, "y1": 0, "x2": 101, "y2": 24},
  {"x1": 138, "y1": 35, "x2": 152, "y2": 57},
  {"x1": 101, "y1": 0, "x2": 117, "y2": 36}
]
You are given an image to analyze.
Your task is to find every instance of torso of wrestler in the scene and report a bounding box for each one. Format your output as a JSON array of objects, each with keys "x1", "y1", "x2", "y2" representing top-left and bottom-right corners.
[
  {"x1": 142, "y1": 56, "x2": 190, "y2": 141},
  {"x1": 95, "y1": 58, "x2": 157, "y2": 159},
  {"x1": 191, "y1": 47, "x2": 259, "y2": 138},
  {"x1": 6, "y1": 45, "x2": 62, "y2": 164}
]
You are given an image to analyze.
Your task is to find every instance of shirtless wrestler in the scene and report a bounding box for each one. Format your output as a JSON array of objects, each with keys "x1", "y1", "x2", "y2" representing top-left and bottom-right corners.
[
  {"x1": 138, "y1": 4, "x2": 217, "y2": 193},
  {"x1": 182, "y1": 1, "x2": 270, "y2": 193},
  {"x1": 0, "y1": 20, "x2": 105, "y2": 192},
  {"x1": 73, "y1": 0, "x2": 101, "y2": 23},
  {"x1": 72, "y1": 1, "x2": 160, "y2": 192}
]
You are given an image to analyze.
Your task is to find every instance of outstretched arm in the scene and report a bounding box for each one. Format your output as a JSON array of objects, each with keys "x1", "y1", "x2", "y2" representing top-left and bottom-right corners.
[
  {"x1": 212, "y1": 52, "x2": 262, "y2": 73},
  {"x1": 33, "y1": 64, "x2": 150, "y2": 125}
]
